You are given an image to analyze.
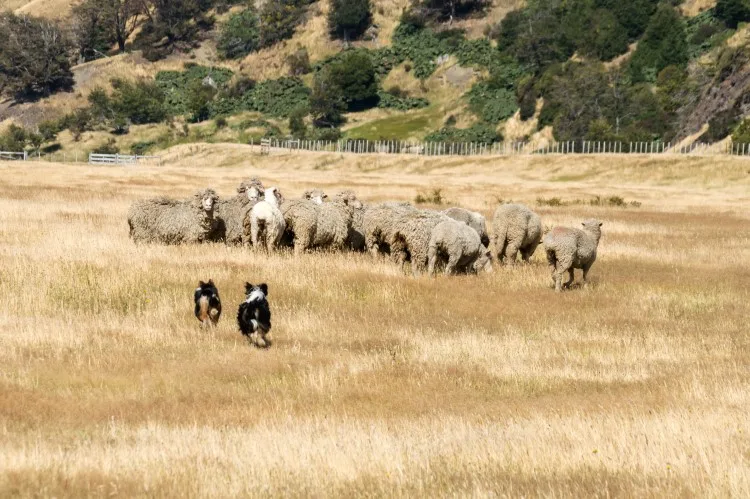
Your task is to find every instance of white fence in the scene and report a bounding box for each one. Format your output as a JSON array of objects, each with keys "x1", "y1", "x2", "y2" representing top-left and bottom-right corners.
[
  {"x1": 0, "y1": 151, "x2": 27, "y2": 161},
  {"x1": 88, "y1": 153, "x2": 161, "y2": 165},
  {"x1": 252, "y1": 139, "x2": 750, "y2": 157}
]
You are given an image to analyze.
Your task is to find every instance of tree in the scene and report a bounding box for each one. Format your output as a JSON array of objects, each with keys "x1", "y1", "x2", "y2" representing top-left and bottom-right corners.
[
  {"x1": 260, "y1": 0, "x2": 305, "y2": 48},
  {"x1": 416, "y1": 0, "x2": 489, "y2": 24},
  {"x1": 325, "y1": 50, "x2": 378, "y2": 109},
  {"x1": 715, "y1": 0, "x2": 750, "y2": 30},
  {"x1": 328, "y1": 0, "x2": 372, "y2": 40},
  {"x1": 110, "y1": 78, "x2": 169, "y2": 124},
  {"x1": 309, "y1": 70, "x2": 346, "y2": 128},
  {"x1": 73, "y1": 0, "x2": 144, "y2": 57},
  {"x1": 217, "y1": 7, "x2": 261, "y2": 59},
  {"x1": 185, "y1": 79, "x2": 217, "y2": 122},
  {"x1": 135, "y1": 0, "x2": 215, "y2": 61},
  {"x1": 0, "y1": 13, "x2": 74, "y2": 100},
  {"x1": 628, "y1": 3, "x2": 688, "y2": 83},
  {"x1": 288, "y1": 107, "x2": 308, "y2": 138}
]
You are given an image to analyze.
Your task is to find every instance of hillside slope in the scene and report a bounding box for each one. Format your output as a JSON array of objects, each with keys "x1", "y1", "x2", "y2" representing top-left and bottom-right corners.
[{"x1": 2, "y1": 0, "x2": 750, "y2": 155}]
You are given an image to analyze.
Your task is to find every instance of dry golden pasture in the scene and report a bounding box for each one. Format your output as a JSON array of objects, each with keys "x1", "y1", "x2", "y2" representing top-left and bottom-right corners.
[{"x1": 0, "y1": 150, "x2": 749, "y2": 497}]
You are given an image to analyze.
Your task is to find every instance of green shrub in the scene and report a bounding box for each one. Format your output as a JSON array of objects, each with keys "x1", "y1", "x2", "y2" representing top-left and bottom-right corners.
[
  {"x1": 326, "y1": 50, "x2": 379, "y2": 110},
  {"x1": 628, "y1": 3, "x2": 688, "y2": 83},
  {"x1": 329, "y1": 0, "x2": 372, "y2": 40},
  {"x1": 217, "y1": 7, "x2": 261, "y2": 59},
  {"x1": 259, "y1": 0, "x2": 306, "y2": 48},
  {"x1": 130, "y1": 141, "x2": 156, "y2": 155},
  {"x1": 377, "y1": 90, "x2": 429, "y2": 110},
  {"x1": 243, "y1": 76, "x2": 311, "y2": 117},
  {"x1": 156, "y1": 65, "x2": 234, "y2": 115},
  {"x1": 110, "y1": 78, "x2": 169, "y2": 125},
  {"x1": 467, "y1": 83, "x2": 517, "y2": 123},
  {"x1": 92, "y1": 138, "x2": 119, "y2": 154},
  {"x1": 309, "y1": 70, "x2": 346, "y2": 127},
  {"x1": 732, "y1": 118, "x2": 750, "y2": 143},
  {"x1": 424, "y1": 123, "x2": 501, "y2": 143},
  {"x1": 715, "y1": 0, "x2": 750, "y2": 29}
]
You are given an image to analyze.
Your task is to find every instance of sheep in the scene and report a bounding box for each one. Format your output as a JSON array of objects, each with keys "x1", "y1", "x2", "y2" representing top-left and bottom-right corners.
[
  {"x1": 362, "y1": 202, "x2": 416, "y2": 258},
  {"x1": 311, "y1": 190, "x2": 363, "y2": 251},
  {"x1": 428, "y1": 219, "x2": 493, "y2": 276},
  {"x1": 280, "y1": 198, "x2": 320, "y2": 253},
  {"x1": 127, "y1": 188, "x2": 219, "y2": 245},
  {"x1": 543, "y1": 219, "x2": 603, "y2": 292},
  {"x1": 390, "y1": 209, "x2": 452, "y2": 276},
  {"x1": 249, "y1": 187, "x2": 286, "y2": 251},
  {"x1": 303, "y1": 189, "x2": 327, "y2": 205},
  {"x1": 442, "y1": 207, "x2": 490, "y2": 246},
  {"x1": 338, "y1": 190, "x2": 366, "y2": 251},
  {"x1": 491, "y1": 203, "x2": 543, "y2": 264},
  {"x1": 212, "y1": 178, "x2": 265, "y2": 244}
]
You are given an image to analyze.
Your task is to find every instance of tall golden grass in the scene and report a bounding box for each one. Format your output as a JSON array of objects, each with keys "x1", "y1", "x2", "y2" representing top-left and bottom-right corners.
[{"x1": 0, "y1": 151, "x2": 748, "y2": 497}]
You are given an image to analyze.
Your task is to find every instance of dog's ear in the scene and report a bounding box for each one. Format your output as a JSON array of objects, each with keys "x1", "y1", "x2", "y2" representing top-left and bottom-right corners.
[
  {"x1": 259, "y1": 283, "x2": 268, "y2": 296},
  {"x1": 199, "y1": 280, "x2": 206, "y2": 287},
  {"x1": 245, "y1": 282, "x2": 253, "y2": 294},
  {"x1": 208, "y1": 279, "x2": 214, "y2": 286}
]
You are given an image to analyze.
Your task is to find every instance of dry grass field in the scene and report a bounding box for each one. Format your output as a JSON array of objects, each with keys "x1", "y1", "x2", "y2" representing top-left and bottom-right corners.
[{"x1": 0, "y1": 149, "x2": 749, "y2": 497}]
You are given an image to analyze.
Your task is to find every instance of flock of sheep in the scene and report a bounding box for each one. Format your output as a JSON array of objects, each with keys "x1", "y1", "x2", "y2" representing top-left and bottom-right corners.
[{"x1": 127, "y1": 178, "x2": 603, "y2": 291}]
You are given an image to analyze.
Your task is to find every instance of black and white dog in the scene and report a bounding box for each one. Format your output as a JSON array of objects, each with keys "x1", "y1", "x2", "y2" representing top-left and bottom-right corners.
[
  {"x1": 237, "y1": 282, "x2": 272, "y2": 348},
  {"x1": 194, "y1": 280, "x2": 222, "y2": 327}
]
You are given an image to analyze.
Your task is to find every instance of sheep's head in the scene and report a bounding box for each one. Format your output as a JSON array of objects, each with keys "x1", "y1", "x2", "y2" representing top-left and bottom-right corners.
[
  {"x1": 473, "y1": 247, "x2": 493, "y2": 274},
  {"x1": 238, "y1": 178, "x2": 265, "y2": 202},
  {"x1": 197, "y1": 189, "x2": 218, "y2": 213},
  {"x1": 581, "y1": 219, "x2": 603, "y2": 242},
  {"x1": 336, "y1": 190, "x2": 363, "y2": 209},
  {"x1": 264, "y1": 187, "x2": 284, "y2": 207},
  {"x1": 303, "y1": 189, "x2": 327, "y2": 205}
]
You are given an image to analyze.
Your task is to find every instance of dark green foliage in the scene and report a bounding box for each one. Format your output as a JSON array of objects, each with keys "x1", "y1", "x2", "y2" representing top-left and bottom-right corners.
[
  {"x1": 424, "y1": 123, "x2": 500, "y2": 143},
  {"x1": 289, "y1": 107, "x2": 308, "y2": 139},
  {"x1": 0, "y1": 13, "x2": 74, "y2": 100},
  {"x1": 217, "y1": 7, "x2": 260, "y2": 59},
  {"x1": 731, "y1": 118, "x2": 750, "y2": 143},
  {"x1": 392, "y1": 19, "x2": 455, "y2": 79},
  {"x1": 130, "y1": 141, "x2": 156, "y2": 155},
  {"x1": 185, "y1": 80, "x2": 218, "y2": 122},
  {"x1": 309, "y1": 70, "x2": 346, "y2": 128},
  {"x1": 73, "y1": 0, "x2": 145, "y2": 58},
  {"x1": 455, "y1": 38, "x2": 496, "y2": 68},
  {"x1": 38, "y1": 120, "x2": 62, "y2": 143},
  {"x1": 110, "y1": 79, "x2": 169, "y2": 125},
  {"x1": 259, "y1": 0, "x2": 307, "y2": 48},
  {"x1": 156, "y1": 65, "x2": 234, "y2": 115},
  {"x1": 628, "y1": 3, "x2": 688, "y2": 83},
  {"x1": 329, "y1": 0, "x2": 372, "y2": 40},
  {"x1": 377, "y1": 90, "x2": 429, "y2": 110},
  {"x1": 715, "y1": 0, "x2": 750, "y2": 29},
  {"x1": 243, "y1": 77, "x2": 311, "y2": 117},
  {"x1": 686, "y1": 10, "x2": 731, "y2": 58},
  {"x1": 134, "y1": 0, "x2": 215, "y2": 61},
  {"x1": 326, "y1": 50, "x2": 379, "y2": 109},
  {"x1": 0, "y1": 124, "x2": 34, "y2": 151},
  {"x1": 467, "y1": 83, "x2": 517, "y2": 123},
  {"x1": 415, "y1": 0, "x2": 490, "y2": 24}
]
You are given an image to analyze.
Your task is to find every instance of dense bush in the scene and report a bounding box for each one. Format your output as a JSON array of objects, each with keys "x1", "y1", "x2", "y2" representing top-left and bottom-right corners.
[
  {"x1": 424, "y1": 123, "x2": 500, "y2": 143},
  {"x1": 467, "y1": 82, "x2": 517, "y2": 124},
  {"x1": 0, "y1": 124, "x2": 42, "y2": 152},
  {"x1": 326, "y1": 51, "x2": 379, "y2": 109},
  {"x1": 628, "y1": 3, "x2": 688, "y2": 83},
  {"x1": 715, "y1": 0, "x2": 750, "y2": 29},
  {"x1": 414, "y1": 0, "x2": 489, "y2": 24},
  {"x1": 110, "y1": 79, "x2": 169, "y2": 124},
  {"x1": 243, "y1": 77, "x2": 311, "y2": 117},
  {"x1": 328, "y1": 0, "x2": 372, "y2": 41},
  {"x1": 0, "y1": 13, "x2": 74, "y2": 100},
  {"x1": 377, "y1": 91, "x2": 429, "y2": 110},
  {"x1": 731, "y1": 118, "x2": 750, "y2": 143},
  {"x1": 217, "y1": 7, "x2": 261, "y2": 59},
  {"x1": 309, "y1": 70, "x2": 346, "y2": 128},
  {"x1": 135, "y1": 0, "x2": 215, "y2": 61},
  {"x1": 259, "y1": 0, "x2": 308, "y2": 48},
  {"x1": 156, "y1": 65, "x2": 234, "y2": 115}
]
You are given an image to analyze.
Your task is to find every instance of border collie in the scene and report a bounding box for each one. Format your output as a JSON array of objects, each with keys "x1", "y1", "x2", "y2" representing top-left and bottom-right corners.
[
  {"x1": 237, "y1": 282, "x2": 272, "y2": 348},
  {"x1": 194, "y1": 280, "x2": 222, "y2": 327}
]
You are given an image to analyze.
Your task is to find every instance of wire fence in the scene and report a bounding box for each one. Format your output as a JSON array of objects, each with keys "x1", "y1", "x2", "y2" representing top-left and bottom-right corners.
[{"x1": 3, "y1": 138, "x2": 750, "y2": 165}]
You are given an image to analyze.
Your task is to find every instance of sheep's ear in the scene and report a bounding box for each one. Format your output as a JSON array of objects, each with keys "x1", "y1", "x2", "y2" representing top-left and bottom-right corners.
[
  {"x1": 581, "y1": 222, "x2": 586, "y2": 226},
  {"x1": 323, "y1": 193, "x2": 329, "y2": 199},
  {"x1": 259, "y1": 283, "x2": 268, "y2": 296},
  {"x1": 599, "y1": 222, "x2": 603, "y2": 227},
  {"x1": 245, "y1": 282, "x2": 253, "y2": 293}
]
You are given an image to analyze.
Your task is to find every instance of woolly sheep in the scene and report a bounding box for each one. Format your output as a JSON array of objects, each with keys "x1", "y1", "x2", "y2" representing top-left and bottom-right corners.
[
  {"x1": 212, "y1": 178, "x2": 265, "y2": 244},
  {"x1": 390, "y1": 209, "x2": 452, "y2": 276},
  {"x1": 442, "y1": 207, "x2": 490, "y2": 246},
  {"x1": 362, "y1": 202, "x2": 416, "y2": 258},
  {"x1": 312, "y1": 191, "x2": 363, "y2": 251},
  {"x1": 543, "y1": 219, "x2": 603, "y2": 292},
  {"x1": 338, "y1": 190, "x2": 366, "y2": 251},
  {"x1": 250, "y1": 187, "x2": 286, "y2": 251},
  {"x1": 127, "y1": 188, "x2": 219, "y2": 245},
  {"x1": 428, "y1": 219, "x2": 493, "y2": 276},
  {"x1": 491, "y1": 203, "x2": 543, "y2": 264},
  {"x1": 303, "y1": 189, "x2": 327, "y2": 205},
  {"x1": 280, "y1": 198, "x2": 320, "y2": 254}
]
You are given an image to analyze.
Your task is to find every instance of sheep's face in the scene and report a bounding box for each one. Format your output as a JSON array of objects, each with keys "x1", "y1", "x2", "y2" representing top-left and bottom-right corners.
[
  {"x1": 304, "y1": 190, "x2": 327, "y2": 205},
  {"x1": 202, "y1": 194, "x2": 216, "y2": 212},
  {"x1": 247, "y1": 186, "x2": 262, "y2": 202},
  {"x1": 337, "y1": 191, "x2": 363, "y2": 209},
  {"x1": 581, "y1": 219, "x2": 603, "y2": 232},
  {"x1": 473, "y1": 248, "x2": 493, "y2": 274}
]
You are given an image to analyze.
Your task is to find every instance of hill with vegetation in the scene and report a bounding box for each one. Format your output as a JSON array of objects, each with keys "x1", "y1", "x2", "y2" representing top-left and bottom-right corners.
[{"x1": 3, "y1": 0, "x2": 750, "y2": 155}]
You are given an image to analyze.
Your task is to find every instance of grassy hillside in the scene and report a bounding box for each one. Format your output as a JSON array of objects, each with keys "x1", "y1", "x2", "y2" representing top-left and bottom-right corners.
[{"x1": 3, "y1": 0, "x2": 750, "y2": 156}]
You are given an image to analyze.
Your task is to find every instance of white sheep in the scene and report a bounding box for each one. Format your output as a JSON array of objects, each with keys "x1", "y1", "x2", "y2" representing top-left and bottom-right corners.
[
  {"x1": 442, "y1": 207, "x2": 490, "y2": 246},
  {"x1": 491, "y1": 203, "x2": 542, "y2": 264},
  {"x1": 428, "y1": 219, "x2": 493, "y2": 276},
  {"x1": 127, "y1": 188, "x2": 219, "y2": 245},
  {"x1": 362, "y1": 202, "x2": 416, "y2": 258},
  {"x1": 390, "y1": 209, "x2": 452, "y2": 276},
  {"x1": 543, "y1": 219, "x2": 603, "y2": 292},
  {"x1": 249, "y1": 187, "x2": 286, "y2": 251},
  {"x1": 213, "y1": 178, "x2": 265, "y2": 244}
]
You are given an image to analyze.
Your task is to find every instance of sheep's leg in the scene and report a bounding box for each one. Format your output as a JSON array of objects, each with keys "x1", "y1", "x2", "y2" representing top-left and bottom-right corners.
[
  {"x1": 504, "y1": 242, "x2": 520, "y2": 265},
  {"x1": 564, "y1": 268, "x2": 575, "y2": 289},
  {"x1": 521, "y1": 241, "x2": 539, "y2": 263},
  {"x1": 444, "y1": 254, "x2": 458, "y2": 276},
  {"x1": 553, "y1": 261, "x2": 571, "y2": 292},
  {"x1": 427, "y1": 246, "x2": 437, "y2": 277},
  {"x1": 582, "y1": 263, "x2": 592, "y2": 287}
]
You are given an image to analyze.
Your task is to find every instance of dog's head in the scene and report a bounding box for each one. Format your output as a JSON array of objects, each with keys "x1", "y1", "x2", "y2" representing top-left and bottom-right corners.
[
  {"x1": 196, "y1": 279, "x2": 219, "y2": 298},
  {"x1": 244, "y1": 282, "x2": 268, "y2": 302}
]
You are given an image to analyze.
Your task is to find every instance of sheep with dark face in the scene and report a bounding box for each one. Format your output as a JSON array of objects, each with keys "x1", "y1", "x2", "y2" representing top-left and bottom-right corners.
[
  {"x1": 491, "y1": 203, "x2": 543, "y2": 264},
  {"x1": 212, "y1": 178, "x2": 265, "y2": 244},
  {"x1": 127, "y1": 188, "x2": 219, "y2": 245},
  {"x1": 543, "y1": 219, "x2": 603, "y2": 292}
]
